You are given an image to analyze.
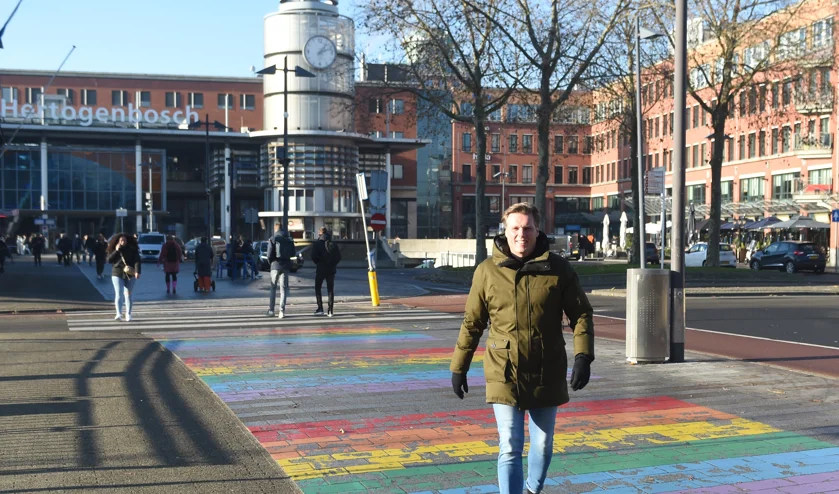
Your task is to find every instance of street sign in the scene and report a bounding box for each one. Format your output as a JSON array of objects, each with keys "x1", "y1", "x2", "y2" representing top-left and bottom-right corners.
[
  {"x1": 645, "y1": 167, "x2": 665, "y2": 195},
  {"x1": 355, "y1": 173, "x2": 369, "y2": 200},
  {"x1": 369, "y1": 190, "x2": 387, "y2": 208},
  {"x1": 832, "y1": 209, "x2": 839, "y2": 223},
  {"x1": 370, "y1": 213, "x2": 386, "y2": 231},
  {"x1": 34, "y1": 218, "x2": 44, "y2": 225},
  {"x1": 116, "y1": 208, "x2": 128, "y2": 217},
  {"x1": 41, "y1": 225, "x2": 49, "y2": 234},
  {"x1": 244, "y1": 208, "x2": 259, "y2": 224},
  {"x1": 45, "y1": 219, "x2": 56, "y2": 227}
]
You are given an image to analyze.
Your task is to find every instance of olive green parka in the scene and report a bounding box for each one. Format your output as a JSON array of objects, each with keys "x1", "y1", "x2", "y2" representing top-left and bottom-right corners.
[{"x1": 450, "y1": 233, "x2": 594, "y2": 409}]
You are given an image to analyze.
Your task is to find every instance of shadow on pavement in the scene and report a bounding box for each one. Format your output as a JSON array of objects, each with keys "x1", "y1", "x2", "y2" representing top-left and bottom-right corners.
[
  {"x1": 0, "y1": 331, "x2": 298, "y2": 492},
  {"x1": 0, "y1": 260, "x2": 108, "y2": 313}
]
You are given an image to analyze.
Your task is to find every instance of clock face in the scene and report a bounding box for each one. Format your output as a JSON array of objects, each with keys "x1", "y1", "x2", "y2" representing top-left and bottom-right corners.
[{"x1": 304, "y1": 35, "x2": 337, "y2": 70}]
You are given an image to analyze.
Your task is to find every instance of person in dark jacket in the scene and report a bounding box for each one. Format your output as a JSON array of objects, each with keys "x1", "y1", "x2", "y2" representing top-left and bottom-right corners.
[
  {"x1": 84, "y1": 234, "x2": 96, "y2": 266},
  {"x1": 31, "y1": 234, "x2": 45, "y2": 267},
  {"x1": 311, "y1": 226, "x2": 341, "y2": 317},
  {"x1": 0, "y1": 237, "x2": 7, "y2": 274},
  {"x1": 194, "y1": 237, "x2": 214, "y2": 292},
  {"x1": 450, "y1": 203, "x2": 594, "y2": 494},
  {"x1": 93, "y1": 233, "x2": 108, "y2": 279},
  {"x1": 267, "y1": 225, "x2": 296, "y2": 318},
  {"x1": 107, "y1": 233, "x2": 142, "y2": 321},
  {"x1": 58, "y1": 233, "x2": 73, "y2": 267},
  {"x1": 157, "y1": 235, "x2": 183, "y2": 294}
]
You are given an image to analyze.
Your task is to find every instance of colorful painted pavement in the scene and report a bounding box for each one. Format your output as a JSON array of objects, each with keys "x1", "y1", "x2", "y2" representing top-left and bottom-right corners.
[{"x1": 148, "y1": 324, "x2": 839, "y2": 494}]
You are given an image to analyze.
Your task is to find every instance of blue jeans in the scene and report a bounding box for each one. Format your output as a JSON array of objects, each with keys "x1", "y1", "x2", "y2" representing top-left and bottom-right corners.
[
  {"x1": 269, "y1": 268, "x2": 289, "y2": 312},
  {"x1": 492, "y1": 404, "x2": 558, "y2": 494},
  {"x1": 112, "y1": 276, "x2": 136, "y2": 316}
]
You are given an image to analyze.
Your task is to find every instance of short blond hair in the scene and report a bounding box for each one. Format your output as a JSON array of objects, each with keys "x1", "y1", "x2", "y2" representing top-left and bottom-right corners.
[{"x1": 501, "y1": 202, "x2": 540, "y2": 228}]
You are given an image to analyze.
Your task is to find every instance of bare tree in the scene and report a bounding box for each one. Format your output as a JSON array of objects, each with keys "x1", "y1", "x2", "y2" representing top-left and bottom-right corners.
[
  {"x1": 358, "y1": 0, "x2": 521, "y2": 263},
  {"x1": 653, "y1": 0, "x2": 814, "y2": 266},
  {"x1": 466, "y1": 0, "x2": 631, "y2": 231}
]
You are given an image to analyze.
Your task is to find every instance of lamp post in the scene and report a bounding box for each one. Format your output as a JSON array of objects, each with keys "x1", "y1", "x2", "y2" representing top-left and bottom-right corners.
[
  {"x1": 492, "y1": 169, "x2": 509, "y2": 232},
  {"x1": 189, "y1": 116, "x2": 234, "y2": 240},
  {"x1": 635, "y1": 16, "x2": 665, "y2": 267},
  {"x1": 256, "y1": 58, "x2": 316, "y2": 232}
]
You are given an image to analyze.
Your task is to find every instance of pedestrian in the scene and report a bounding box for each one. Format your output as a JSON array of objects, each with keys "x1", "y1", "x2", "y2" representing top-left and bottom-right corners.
[
  {"x1": 72, "y1": 234, "x2": 83, "y2": 263},
  {"x1": 157, "y1": 235, "x2": 183, "y2": 294},
  {"x1": 311, "y1": 226, "x2": 341, "y2": 317},
  {"x1": 0, "y1": 237, "x2": 8, "y2": 274},
  {"x1": 266, "y1": 225, "x2": 296, "y2": 319},
  {"x1": 58, "y1": 233, "x2": 73, "y2": 267},
  {"x1": 93, "y1": 233, "x2": 108, "y2": 279},
  {"x1": 194, "y1": 237, "x2": 214, "y2": 292},
  {"x1": 107, "y1": 233, "x2": 141, "y2": 322},
  {"x1": 84, "y1": 234, "x2": 96, "y2": 266},
  {"x1": 449, "y1": 203, "x2": 594, "y2": 494},
  {"x1": 31, "y1": 234, "x2": 45, "y2": 267}
]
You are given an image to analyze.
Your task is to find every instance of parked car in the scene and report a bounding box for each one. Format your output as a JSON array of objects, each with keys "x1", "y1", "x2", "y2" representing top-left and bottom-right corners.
[
  {"x1": 255, "y1": 240, "x2": 305, "y2": 272},
  {"x1": 645, "y1": 242, "x2": 660, "y2": 264},
  {"x1": 137, "y1": 233, "x2": 166, "y2": 261},
  {"x1": 750, "y1": 241, "x2": 826, "y2": 273},
  {"x1": 685, "y1": 242, "x2": 737, "y2": 267}
]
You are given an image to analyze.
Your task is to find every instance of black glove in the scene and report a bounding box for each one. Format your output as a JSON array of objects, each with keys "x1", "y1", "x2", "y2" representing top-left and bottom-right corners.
[
  {"x1": 452, "y1": 372, "x2": 468, "y2": 399},
  {"x1": 570, "y1": 354, "x2": 591, "y2": 391}
]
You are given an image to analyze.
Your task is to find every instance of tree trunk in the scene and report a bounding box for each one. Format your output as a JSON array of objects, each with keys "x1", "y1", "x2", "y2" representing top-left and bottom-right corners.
[
  {"x1": 534, "y1": 68, "x2": 553, "y2": 231},
  {"x1": 474, "y1": 114, "x2": 488, "y2": 264},
  {"x1": 706, "y1": 109, "x2": 727, "y2": 267}
]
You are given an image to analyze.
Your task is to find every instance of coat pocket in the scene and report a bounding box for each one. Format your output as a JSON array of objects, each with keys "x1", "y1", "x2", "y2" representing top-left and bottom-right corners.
[
  {"x1": 484, "y1": 336, "x2": 511, "y2": 383},
  {"x1": 541, "y1": 338, "x2": 568, "y2": 386}
]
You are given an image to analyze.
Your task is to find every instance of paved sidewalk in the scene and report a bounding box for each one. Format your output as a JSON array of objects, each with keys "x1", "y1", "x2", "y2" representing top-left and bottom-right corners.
[
  {"x1": 0, "y1": 330, "x2": 300, "y2": 493},
  {"x1": 0, "y1": 258, "x2": 107, "y2": 314}
]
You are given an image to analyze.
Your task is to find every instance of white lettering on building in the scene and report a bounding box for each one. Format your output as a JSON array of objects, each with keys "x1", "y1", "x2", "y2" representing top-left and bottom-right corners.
[{"x1": 0, "y1": 100, "x2": 200, "y2": 127}]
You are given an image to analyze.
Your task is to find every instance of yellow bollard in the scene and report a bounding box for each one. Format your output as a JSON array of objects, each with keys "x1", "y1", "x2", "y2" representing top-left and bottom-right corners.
[{"x1": 367, "y1": 270, "x2": 380, "y2": 307}]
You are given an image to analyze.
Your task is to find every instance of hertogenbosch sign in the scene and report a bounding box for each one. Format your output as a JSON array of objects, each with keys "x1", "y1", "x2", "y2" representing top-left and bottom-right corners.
[{"x1": 1, "y1": 99, "x2": 200, "y2": 127}]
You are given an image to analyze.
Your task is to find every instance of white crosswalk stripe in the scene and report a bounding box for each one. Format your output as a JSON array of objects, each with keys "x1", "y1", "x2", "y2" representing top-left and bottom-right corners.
[{"x1": 66, "y1": 303, "x2": 461, "y2": 332}]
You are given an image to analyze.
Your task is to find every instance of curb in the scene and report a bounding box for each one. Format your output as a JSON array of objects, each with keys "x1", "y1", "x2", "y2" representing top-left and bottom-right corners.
[{"x1": 589, "y1": 289, "x2": 839, "y2": 298}]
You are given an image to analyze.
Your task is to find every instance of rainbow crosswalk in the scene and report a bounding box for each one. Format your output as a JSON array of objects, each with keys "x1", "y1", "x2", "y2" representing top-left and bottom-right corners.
[{"x1": 148, "y1": 318, "x2": 839, "y2": 493}]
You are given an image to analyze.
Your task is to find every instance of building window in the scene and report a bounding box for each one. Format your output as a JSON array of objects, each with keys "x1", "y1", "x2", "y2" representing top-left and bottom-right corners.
[
  {"x1": 693, "y1": 145, "x2": 699, "y2": 168},
  {"x1": 771, "y1": 128, "x2": 779, "y2": 154},
  {"x1": 218, "y1": 93, "x2": 233, "y2": 109},
  {"x1": 758, "y1": 130, "x2": 766, "y2": 156},
  {"x1": 522, "y1": 134, "x2": 533, "y2": 154},
  {"x1": 582, "y1": 167, "x2": 592, "y2": 184},
  {"x1": 522, "y1": 165, "x2": 533, "y2": 184},
  {"x1": 368, "y1": 98, "x2": 382, "y2": 113},
  {"x1": 567, "y1": 136, "x2": 578, "y2": 154},
  {"x1": 721, "y1": 180, "x2": 734, "y2": 203},
  {"x1": 461, "y1": 133, "x2": 472, "y2": 152},
  {"x1": 165, "y1": 92, "x2": 181, "y2": 108},
  {"x1": 782, "y1": 80, "x2": 791, "y2": 106},
  {"x1": 189, "y1": 92, "x2": 204, "y2": 108},
  {"x1": 781, "y1": 126, "x2": 791, "y2": 153},
  {"x1": 389, "y1": 99, "x2": 404, "y2": 114},
  {"x1": 491, "y1": 133, "x2": 500, "y2": 153},
  {"x1": 26, "y1": 87, "x2": 42, "y2": 104},
  {"x1": 138, "y1": 91, "x2": 150, "y2": 108},
  {"x1": 393, "y1": 164, "x2": 403, "y2": 179},
  {"x1": 240, "y1": 94, "x2": 255, "y2": 110},
  {"x1": 568, "y1": 167, "x2": 578, "y2": 184},
  {"x1": 592, "y1": 197, "x2": 604, "y2": 210},
  {"x1": 741, "y1": 177, "x2": 765, "y2": 201},
  {"x1": 583, "y1": 136, "x2": 593, "y2": 154},
  {"x1": 748, "y1": 133, "x2": 756, "y2": 158},
  {"x1": 809, "y1": 168, "x2": 831, "y2": 185},
  {"x1": 80, "y1": 89, "x2": 96, "y2": 105},
  {"x1": 2, "y1": 87, "x2": 19, "y2": 102},
  {"x1": 772, "y1": 172, "x2": 800, "y2": 199},
  {"x1": 738, "y1": 136, "x2": 745, "y2": 160},
  {"x1": 508, "y1": 165, "x2": 517, "y2": 183},
  {"x1": 56, "y1": 88, "x2": 74, "y2": 104},
  {"x1": 390, "y1": 131, "x2": 404, "y2": 139},
  {"x1": 700, "y1": 143, "x2": 706, "y2": 166},
  {"x1": 112, "y1": 90, "x2": 129, "y2": 106},
  {"x1": 759, "y1": 85, "x2": 766, "y2": 112},
  {"x1": 554, "y1": 135, "x2": 564, "y2": 153},
  {"x1": 687, "y1": 184, "x2": 706, "y2": 205},
  {"x1": 508, "y1": 134, "x2": 518, "y2": 153},
  {"x1": 771, "y1": 83, "x2": 778, "y2": 109},
  {"x1": 462, "y1": 164, "x2": 472, "y2": 183},
  {"x1": 554, "y1": 165, "x2": 563, "y2": 184}
]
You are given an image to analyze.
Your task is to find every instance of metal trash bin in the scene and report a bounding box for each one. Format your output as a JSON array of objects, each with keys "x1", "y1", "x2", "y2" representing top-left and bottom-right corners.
[{"x1": 626, "y1": 268, "x2": 670, "y2": 363}]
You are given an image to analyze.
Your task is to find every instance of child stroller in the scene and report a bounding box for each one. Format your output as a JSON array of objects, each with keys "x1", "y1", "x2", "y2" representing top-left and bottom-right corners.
[{"x1": 194, "y1": 271, "x2": 216, "y2": 292}]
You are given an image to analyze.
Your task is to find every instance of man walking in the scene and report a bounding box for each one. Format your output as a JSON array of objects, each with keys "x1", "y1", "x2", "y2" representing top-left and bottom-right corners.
[
  {"x1": 449, "y1": 203, "x2": 594, "y2": 494},
  {"x1": 31, "y1": 234, "x2": 45, "y2": 267},
  {"x1": 311, "y1": 226, "x2": 341, "y2": 317},
  {"x1": 267, "y1": 225, "x2": 296, "y2": 318}
]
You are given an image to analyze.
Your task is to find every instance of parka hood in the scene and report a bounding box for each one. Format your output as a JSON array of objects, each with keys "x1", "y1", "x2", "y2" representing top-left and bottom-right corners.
[{"x1": 492, "y1": 231, "x2": 551, "y2": 270}]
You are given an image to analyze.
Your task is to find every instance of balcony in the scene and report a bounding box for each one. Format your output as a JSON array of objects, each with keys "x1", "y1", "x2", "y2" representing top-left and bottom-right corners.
[
  {"x1": 792, "y1": 176, "x2": 834, "y2": 203},
  {"x1": 794, "y1": 90, "x2": 834, "y2": 114},
  {"x1": 793, "y1": 133, "x2": 833, "y2": 158}
]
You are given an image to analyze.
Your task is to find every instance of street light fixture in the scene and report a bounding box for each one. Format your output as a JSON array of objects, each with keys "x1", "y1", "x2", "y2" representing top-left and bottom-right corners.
[
  {"x1": 257, "y1": 58, "x2": 316, "y2": 232},
  {"x1": 189, "y1": 116, "x2": 234, "y2": 240},
  {"x1": 635, "y1": 16, "x2": 665, "y2": 267}
]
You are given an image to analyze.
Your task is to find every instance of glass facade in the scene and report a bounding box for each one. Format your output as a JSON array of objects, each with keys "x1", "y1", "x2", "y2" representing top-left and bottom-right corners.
[{"x1": 1, "y1": 145, "x2": 164, "y2": 212}]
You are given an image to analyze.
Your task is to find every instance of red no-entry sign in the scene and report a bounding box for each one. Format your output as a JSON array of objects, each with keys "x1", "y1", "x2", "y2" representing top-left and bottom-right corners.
[{"x1": 370, "y1": 213, "x2": 386, "y2": 231}]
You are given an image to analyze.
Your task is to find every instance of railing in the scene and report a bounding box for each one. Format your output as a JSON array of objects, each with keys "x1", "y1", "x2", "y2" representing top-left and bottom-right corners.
[
  {"x1": 793, "y1": 133, "x2": 833, "y2": 155},
  {"x1": 794, "y1": 90, "x2": 834, "y2": 113},
  {"x1": 438, "y1": 251, "x2": 477, "y2": 268},
  {"x1": 793, "y1": 176, "x2": 833, "y2": 196}
]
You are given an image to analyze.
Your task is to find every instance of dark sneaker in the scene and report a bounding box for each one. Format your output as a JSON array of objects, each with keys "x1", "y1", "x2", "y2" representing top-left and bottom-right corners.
[{"x1": 314, "y1": 309, "x2": 324, "y2": 316}]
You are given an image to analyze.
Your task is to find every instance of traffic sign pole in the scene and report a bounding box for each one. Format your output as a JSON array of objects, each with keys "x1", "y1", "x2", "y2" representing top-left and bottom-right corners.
[{"x1": 356, "y1": 173, "x2": 380, "y2": 307}]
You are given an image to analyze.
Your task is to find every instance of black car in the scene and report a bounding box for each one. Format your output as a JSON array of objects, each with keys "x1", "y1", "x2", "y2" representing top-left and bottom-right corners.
[
  {"x1": 645, "y1": 242, "x2": 660, "y2": 264},
  {"x1": 750, "y1": 241, "x2": 826, "y2": 274}
]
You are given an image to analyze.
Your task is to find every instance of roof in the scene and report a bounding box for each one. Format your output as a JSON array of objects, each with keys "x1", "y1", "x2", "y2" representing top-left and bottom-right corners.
[{"x1": 0, "y1": 69, "x2": 261, "y2": 85}]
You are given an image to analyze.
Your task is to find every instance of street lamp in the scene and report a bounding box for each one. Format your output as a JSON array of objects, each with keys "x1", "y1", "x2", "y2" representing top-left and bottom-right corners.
[
  {"x1": 256, "y1": 58, "x2": 316, "y2": 232},
  {"x1": 189, "y1": 116, "x2": 234, "y2": 240},
  {"x1": 492, "y1": 170, "x2": 509, "y2": 231},
  {"x1": 634, "y1": 16, "x2": 665, "y2": 267}
]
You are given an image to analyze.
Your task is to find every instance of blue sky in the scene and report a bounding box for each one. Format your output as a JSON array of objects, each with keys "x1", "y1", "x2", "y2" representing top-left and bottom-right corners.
[{"x1": 0, "y1": 0, "x2": 379, "y2": 77}]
